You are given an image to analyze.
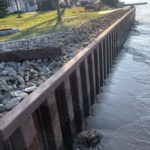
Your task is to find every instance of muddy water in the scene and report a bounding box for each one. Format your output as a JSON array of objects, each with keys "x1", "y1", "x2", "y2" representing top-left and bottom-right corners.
[{"x1": 86, "y1": 2, "x2": 150, "y2": 150}]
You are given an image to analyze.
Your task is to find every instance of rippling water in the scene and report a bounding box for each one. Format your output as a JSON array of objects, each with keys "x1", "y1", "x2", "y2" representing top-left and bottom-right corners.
[
  {"x1": 87, "y1": 1, "x2": 150, "y2": 149},
  {"x1": 125, "y1": 1, "x2": 150, "y2": 118}
]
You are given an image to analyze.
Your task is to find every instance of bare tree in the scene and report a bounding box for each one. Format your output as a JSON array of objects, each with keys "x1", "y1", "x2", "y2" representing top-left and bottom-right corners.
[{"x1": 56, "y1": 0, "x2": 61, "y2": 21}]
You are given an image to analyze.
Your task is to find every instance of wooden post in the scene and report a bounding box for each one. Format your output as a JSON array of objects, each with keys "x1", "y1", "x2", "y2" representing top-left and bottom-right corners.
[
  {"x1": 55, "y1": 80, "x2": 76, "y2": 150},
  {"x1": 76, "y1": 67, "x2": 85, "y2": 130},
  {"x1": 99, "y1": 42, "x2": 104, "y2": 87},
  {"x1": 32, "y1": 94, "x2": 64, "y2": 150},
  {"x1": 103, "y1": 39, "x2": 107, "y2": 79},
  {"x1": 87, "y1": 53, "x2": 96, "y2": 104},
  {"x1": 94, "y1": 47, "x2": 101, "y2": 94},
  {"x1": 106, "y1": 36, "x2": 110, "y2": 74},
  {"x1": 85, "y1": 59, "x2": 92, "y2": 113},
  {"x1": 7, "y1": 117, "x2": 40, "y2": 150},
  {"x1": 92, "y1": 52, "x2": 96, "y2": 98},
  {"x1": 69, "y1": 70, "x2": 84, "y2": 133},
  {"x1": 64, "y1": 78, "x2": 76, "y2": 136},
  {"x1": 0, "y1": 142, "x2": 4, "y2": 150},
  {"x1": 80, "y1": 60, "x2": 91, "y2": 117},
  {"x1": 109, "y1": 32, "x2": 113, "y2": 68}
]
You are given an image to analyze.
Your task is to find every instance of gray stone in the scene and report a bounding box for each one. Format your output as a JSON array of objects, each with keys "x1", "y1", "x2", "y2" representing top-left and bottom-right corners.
[
  {"x1": 0, "y1": 80, "x2": 7, "y2": 86},
  {"x1": 42, "y1": 67, "x2": 51, "y2": 75},
  {"x1": 38, "y1": 77, "x2": 47, "y2": 85},
  {"x1": 25, "y1": 76, "x2": 30, "y2": 82},
  {"x1": 37, "y1": 59, "x2": 42, "y2": 63},
  {"x1": 19, "y1": 84, "x2": 25, "y2": 89},
  {"x1": 30, "y1": 69, "x2": 39, "y2": 74},
  {"x1": 30, "y1": 63, "x2": 39, "y2": 70},
  {"x1": 32, "y1": 73, "x2": 38, "y2": 78},
  {"x1": 1, "y1": 70, "x2": 9, "y2": 76},
  {"x1": 1, "y1": 93, "x2": 11, "y2": 100},
  {"x1": 0, "y1": 94, "x2": 4, "y2": 101},
  {"x1": 15, "y1": 75, "x2": 25, "y2": 86},
  {"x1": 20, "y1": 92, "x2": 28, "y2": 99},
  {"x1": 10, "y1": 90, "x2": 28, "y2": 99},
  {"x1": 11, "y1": 97, "x2": 22, "y2": 103},
  {"x1": 75, "y1": 129, "x2": 102, "y2": 149},
  {"x1": 4, "y1": 67, "x2": 17, "y2": 76},
  {"x1": 4, "y1": 97, "x2": 22, "y2": 110},
  {"x1": 24, "y1": 85, "x2": 37, "y2": 93},
  {"x1": 2, "y1": 98, "x2": 10, "y2": 105},
  {"x1": 26, "y1": 82, "x2": 36, "y2": 87},
  {"x1": 0, "y1": 62, "x2": 5, "y2": 69},
  {"x1": 23, "y1": 60, "x2": 30, "y2": 65},
  {"x1": 0, "y1": 104, "x2": 5, "y2": 112},
  {"x1": 18, "y1": 71, "x2": 24, "y2": 76},
  {"x1": 5, "y1": 101, "x2": 17, "y2": 111},
  {"x1": 17, "y1": 63, "x2": 21, "y2": 67},
  {"x1": 0, "y1": 80, "x2": 14, "y2": 91}
]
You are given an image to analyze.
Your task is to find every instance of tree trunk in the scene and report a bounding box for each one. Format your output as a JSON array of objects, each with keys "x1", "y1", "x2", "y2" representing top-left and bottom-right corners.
[
  {"x1": 23, "y1": 0, "x2": 29, "y2": 12},
  {"x1": 14, "y1": 0, "x2": 22, "y2": 18},
  {"x1": 56, "y1": 0, "x2": 61, "y2": 22}
]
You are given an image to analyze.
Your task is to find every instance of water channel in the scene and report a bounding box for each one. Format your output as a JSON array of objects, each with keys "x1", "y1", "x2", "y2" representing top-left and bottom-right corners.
[{"x1": 86, "y1": 1, "x2": 150, "y2": 149}]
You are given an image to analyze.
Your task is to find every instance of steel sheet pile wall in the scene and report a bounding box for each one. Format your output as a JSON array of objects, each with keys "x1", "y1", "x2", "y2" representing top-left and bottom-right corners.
[{"x1": 0, "y1": 7, "x2": 135, "y2": 150}]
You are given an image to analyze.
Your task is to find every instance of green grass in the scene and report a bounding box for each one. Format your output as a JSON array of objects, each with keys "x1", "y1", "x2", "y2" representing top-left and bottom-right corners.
[{"x1": 0, "y1": 7, "x2": 107, "y2": 42}]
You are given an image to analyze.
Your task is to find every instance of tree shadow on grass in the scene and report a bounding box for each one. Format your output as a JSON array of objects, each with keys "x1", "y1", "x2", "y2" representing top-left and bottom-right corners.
[
  {"x1": 15, "y1": 12, "x2": 47, "y2": 28},
  {"x1": 8, "y1": 9, "x2": 67, "y2": 41}
]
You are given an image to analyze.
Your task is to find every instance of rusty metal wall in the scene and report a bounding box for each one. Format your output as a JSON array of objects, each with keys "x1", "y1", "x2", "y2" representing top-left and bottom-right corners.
[{"x1": 0, "y1": 7, "x2": 135, "y2": 150}]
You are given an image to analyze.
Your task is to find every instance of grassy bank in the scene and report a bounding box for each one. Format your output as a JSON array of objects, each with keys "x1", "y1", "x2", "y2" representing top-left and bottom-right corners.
[{"x1": 0, "y1": 7, "x2": 108, "y2": 42}]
